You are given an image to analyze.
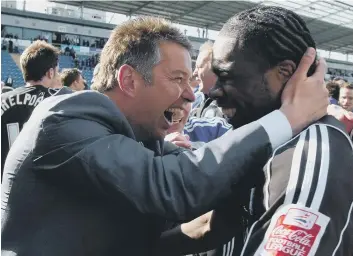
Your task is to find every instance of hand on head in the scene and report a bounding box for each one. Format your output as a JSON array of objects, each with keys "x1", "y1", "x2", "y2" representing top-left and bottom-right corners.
[{"x1": 280, "y1": 48, "x2": 329, "y2": 135}]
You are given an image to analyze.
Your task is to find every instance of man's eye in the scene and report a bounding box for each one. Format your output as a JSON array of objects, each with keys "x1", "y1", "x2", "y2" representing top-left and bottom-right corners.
[{"x1": 174, "y1": 77, "x2": 183, "y2": 83}]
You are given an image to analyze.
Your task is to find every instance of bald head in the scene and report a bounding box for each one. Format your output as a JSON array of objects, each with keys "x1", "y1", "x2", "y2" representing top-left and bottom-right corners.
[{"x1": 194, "y1": 41, "x2": 217, "y2": 94}]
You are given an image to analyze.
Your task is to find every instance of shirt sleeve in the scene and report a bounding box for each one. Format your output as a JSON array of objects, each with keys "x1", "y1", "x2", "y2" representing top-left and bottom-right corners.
[{"x1": 258, "y1": 110, "x2": 293, "y2": 150}]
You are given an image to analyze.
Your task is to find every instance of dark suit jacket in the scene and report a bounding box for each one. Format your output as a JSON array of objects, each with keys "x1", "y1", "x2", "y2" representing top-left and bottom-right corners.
[{"x1": 2, "y1": 90, "x2": 273, "y2": 256}]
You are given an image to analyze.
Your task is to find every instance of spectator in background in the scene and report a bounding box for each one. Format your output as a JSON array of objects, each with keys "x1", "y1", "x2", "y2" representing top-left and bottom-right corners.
[
  {"x1": 326, "y1": 81, "x2": 340, "y2": 105},
  {"x1": 1, "y1": 81, "x2": 13, "y2": 93},
  {"x1": 193, "y1": 41, "x2": 217, "y2": 96},
  {"x1": 5, "y1": 76, "x2": 13, "y2": 88},
  {"x1": 333, "y1": 77, "x2": 348, "y2": 86},
  {"x1": 60, "y1": 68, "x2": 86, "y2": 91},
  {"x1": 2, "y1": 38, "x2": 8, "y2": 50},
  {"x1": 190, "y1": 41, "x2": 223, "y2": 118},
  {"x1": 14, "y1": 38, "x2": 19, "y2": 53},
  {"x1": 8, "y1": 39, "x2": 13, "y2": 53},
  {"x1": 64, "y1": 46, "x2": 70, "y2": 56},
  {"x1": 1, "y1": 40, "x2": 63, "y2": 176},
  {"x1": 74, "y1": 58, "x2": 79, "y2": 68},
  {"x1": 165, "y1": 101, "x2": 232, "y2": 150},
  {"x1": 339, "y1": 83, "x2": 353, "y2": 112}
]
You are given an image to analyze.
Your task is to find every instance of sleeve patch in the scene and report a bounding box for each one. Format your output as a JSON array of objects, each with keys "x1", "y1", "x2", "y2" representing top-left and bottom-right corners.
[{"x1": 255, "y1": 204, "x2": 330, "y2": 256}]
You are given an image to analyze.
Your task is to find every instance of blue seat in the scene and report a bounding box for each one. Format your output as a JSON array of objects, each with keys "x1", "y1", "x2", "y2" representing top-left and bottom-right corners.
[{"x1": 1, "y1": 51, "x2": 24, "y2": 88}]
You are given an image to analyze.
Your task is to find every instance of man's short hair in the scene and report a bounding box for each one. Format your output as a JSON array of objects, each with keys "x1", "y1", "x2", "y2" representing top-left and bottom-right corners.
[
  {"x1": 220, "y1": 6, "x2": 316, "y2": 75},
  {"x1": 92, "y1": 16, "x2": 192, "y2": 93},
  {"x1": 20, "y1": 40, "x2": 60, "y2": 82},
  {"x1": 341, "y1": 83, "x2": 353, "y2": 90},
  {"x1": 60, "y1": 68, "x2": 82, "y2": 87},
  {"x1": 91, "y1": 64, "x2": 100, "y2": 83},
  {"x1": 333, "y1": 77, "x2": 348, "y2": 82},
  {"x1": 334, "y1": 78, "x2": 349, "y2": 87},
  {"x1": 326, "y1": 81, "x2": 340, "y2": 100}
]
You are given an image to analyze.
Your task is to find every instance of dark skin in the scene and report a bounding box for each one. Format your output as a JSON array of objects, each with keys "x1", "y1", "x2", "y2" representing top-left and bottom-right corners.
[
  {"x1": 156, "y1": 35, "x2": 299, "y2": 255},
  {"x1": 210, "y1": 35, "x2": 296, "y2": 128}
]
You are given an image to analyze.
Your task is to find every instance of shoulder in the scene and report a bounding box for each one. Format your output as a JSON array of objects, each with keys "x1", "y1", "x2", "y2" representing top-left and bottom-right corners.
[
  {"x1": 37, "y1": 90, "x2": 113, "y2": 112},
  {"x1": 1, "y1": 86, "x2": 34, "y2": 100},
  {"x1": 273, "y1": 115, "x2": 351, "y2": 155},
  {"x1": 35, "y1": 90, "x2": 133, "y2": 136},
  {"x1": 270, "y1": 118, "x2": 352, "y2": 179}
]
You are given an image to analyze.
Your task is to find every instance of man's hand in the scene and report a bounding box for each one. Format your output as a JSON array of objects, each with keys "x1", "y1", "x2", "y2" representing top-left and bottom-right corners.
[
  {"x1": 327, "y1": 104, "x2": 353, "y2": 133},
  {"x1": 180, "y1": 211, "x2": 213, "y2": 239},
  {"x1": 165, "y1": 132, "x2": 192, "y2": 149},
  {"x1": 280, "y1": 48, "x2": 329, "y2": 135}
]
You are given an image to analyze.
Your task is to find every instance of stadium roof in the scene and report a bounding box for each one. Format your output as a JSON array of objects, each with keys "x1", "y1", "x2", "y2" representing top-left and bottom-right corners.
[{"x1": 52, "y1": 0, "x2": 353, "y2": 54}]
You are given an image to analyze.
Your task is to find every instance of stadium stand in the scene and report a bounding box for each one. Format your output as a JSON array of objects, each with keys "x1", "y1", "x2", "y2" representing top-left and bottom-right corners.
[
  {"x1": 58, "y1": 55, "x2": 74, "y2": 70},
  {"x1": 58, "y1": 54, "x2": 94, "y2": 83},
  {"x1": 1, "y1": 50, "x2": 25, "y2": 87}
]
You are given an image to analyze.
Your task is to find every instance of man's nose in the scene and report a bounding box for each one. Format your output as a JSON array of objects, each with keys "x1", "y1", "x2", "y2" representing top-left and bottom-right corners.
[{"x1": 182, "y1": 84, "x2": 196, "y2": 103}]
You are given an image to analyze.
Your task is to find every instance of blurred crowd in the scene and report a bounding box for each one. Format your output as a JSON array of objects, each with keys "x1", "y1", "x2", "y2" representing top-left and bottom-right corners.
[{"x1": 326, "y1": 77, "x2": 353, "y2": 112}]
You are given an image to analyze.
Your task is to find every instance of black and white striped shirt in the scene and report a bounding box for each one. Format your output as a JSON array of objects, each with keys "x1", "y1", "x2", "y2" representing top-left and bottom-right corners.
[{"x1": 239, "y1": 116, "x2": 353, "y2": 256}]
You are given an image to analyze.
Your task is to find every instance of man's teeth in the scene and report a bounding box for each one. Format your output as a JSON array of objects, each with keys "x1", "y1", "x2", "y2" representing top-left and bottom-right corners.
[
  {"x1": 166, "y1": 108, "x2": 184, "y2": 123},
  {"x1": 222, "y1": 108, "x2": 236, "y2": 118}
]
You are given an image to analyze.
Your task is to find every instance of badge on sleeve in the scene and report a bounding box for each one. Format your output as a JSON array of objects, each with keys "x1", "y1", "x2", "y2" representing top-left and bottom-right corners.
[{"x1": 255, "y1": 204, "x2": 330, "y2": 256}]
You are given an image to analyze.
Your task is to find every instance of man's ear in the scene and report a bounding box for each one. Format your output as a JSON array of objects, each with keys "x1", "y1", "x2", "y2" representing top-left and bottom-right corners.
[
  {"x1": 73, "y1": 79, "x2": 79, "y2": 89},
  {"x1": 47, "y1": 68, "x2": 54, "y2": 80},
  {"x1": 117, "y1": 64, "x2": 138, "y2": 98},
  {"x1": 277, "y1": 60, "x2": 296, "y2": 82}
]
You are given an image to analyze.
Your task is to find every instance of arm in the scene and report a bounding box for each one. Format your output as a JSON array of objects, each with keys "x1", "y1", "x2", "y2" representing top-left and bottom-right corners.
[
  {"x1": 241, "y1": 124, "x2": 353, "y2": 256},
  {"x1": 157, "y1": 198, "x2": 246, "y2": 255},
  {"x1": 34, "y1": 111, "x2": 282, "y2": 221}
]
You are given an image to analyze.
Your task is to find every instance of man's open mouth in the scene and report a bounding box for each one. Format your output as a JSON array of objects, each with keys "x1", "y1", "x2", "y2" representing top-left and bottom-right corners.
[{"x1": 164, "y1": 108, "x2": 184, "y2": 124}]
